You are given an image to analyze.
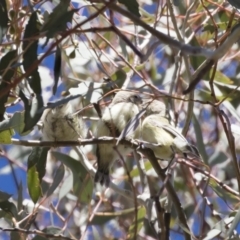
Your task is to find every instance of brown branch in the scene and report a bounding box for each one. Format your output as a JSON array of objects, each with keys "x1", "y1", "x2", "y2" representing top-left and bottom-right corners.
[
  {"x1": 11, "y1": 137, "x2": 240, "y2": 196},
  {"x1": 0, "y1": 227, "x2": 74, "y2": 240}
]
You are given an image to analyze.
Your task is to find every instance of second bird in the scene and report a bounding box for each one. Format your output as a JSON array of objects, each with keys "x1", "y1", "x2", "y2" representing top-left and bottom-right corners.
[
  {"x1": 95, "y1": 91, "x2": 142, "y2": 186},
  {"x1": 141, "y1": 100, "x2": 200, "y2": 163}
]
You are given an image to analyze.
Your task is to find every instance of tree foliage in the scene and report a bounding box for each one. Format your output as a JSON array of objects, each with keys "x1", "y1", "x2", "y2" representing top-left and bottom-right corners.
[{"x1": 0, "y1": 0, "x2": 240, "y2": 239}]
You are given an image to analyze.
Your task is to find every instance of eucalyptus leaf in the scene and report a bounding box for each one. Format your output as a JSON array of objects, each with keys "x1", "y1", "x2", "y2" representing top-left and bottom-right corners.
[
  {"x1": 208, "y1": 178, "x2": 239, "y2": 202},
  {"x1": 28, "y1": 146, "x2": 50, "y2": 182},
  {"x1": 128, "y1": 206, "x2": 146, "y2": 239},
  {"x1": 0, "y1": 200, "x2": 18, "y2": 218},
  {"x1": 23, "y1": 11, "x2": 41, "y2": 95},
  {"x1": 19, "y1": 91, "x2": 44, "y2": 133},
  {"x1": 58, "y1": 170, "x2": 73, "y2": 200},
  {"x1": 46, "y1": 163, "x2": 65, "y2": 198},
  {"x1": 228, "y1": 0, "x2": 240, "y2": 9},
  {"x1": 17, "y1": 182, "x2": 23, "y2": 212},
  {"x1": 203, "y1": 229, "x2": 221, "y2": 240},
  {"x1": 227, "y1": 206, "x2": 240, "y2": 238},
  {"x1": 53, "y1": 46, "x2": 61, "y2": 95},
  {"x1": 0, "y1": 50, "x2": 17, "y2": 121},
  {"x1": 0, "y1": 0, "x2": 9, "y2": 43},
  {"x1": 41, "y1": 0, "x2": 78, "y2": 47},
  {"x1": 0, "y1": 128, "x2": 14, "y2": 144},
  {"x1": 118, "y1": 0, "x2": 141, "y2": 17},
  {"x1": 193, "y1": 114, "x2": 208, "y2": 164},
  {"x1": 0, "y1": 111, "x2": 26, "y2": 136},
  {"x1": 0, "y1": 191, "x2": 12, "y2": 202},
  {"x1": 27, "y1": 165, "x2": 42, "y2": 203},
  {"x1": 51, "y1": 151, "x2": 93, "y2": 204}
]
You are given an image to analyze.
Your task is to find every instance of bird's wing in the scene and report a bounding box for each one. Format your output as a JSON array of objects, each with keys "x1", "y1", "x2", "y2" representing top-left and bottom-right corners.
[
  {"x1": 150, "y1": 117, "x2": 201, "y2": 157},
  {"x1": 150, "y1": 118, "x2": 187, "y2": 143},
  {"x1": 104, "y1": 121, "x2": 121, "y2": 137}
]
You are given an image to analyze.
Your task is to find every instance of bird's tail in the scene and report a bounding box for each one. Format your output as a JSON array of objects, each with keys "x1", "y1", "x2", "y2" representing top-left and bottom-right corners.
[
  {"x1": 185, "y1": 144, "x2": 202, "y2": 160},
  {"x1": 94, "y1": 169, "x2": 110, "y2": 187}
]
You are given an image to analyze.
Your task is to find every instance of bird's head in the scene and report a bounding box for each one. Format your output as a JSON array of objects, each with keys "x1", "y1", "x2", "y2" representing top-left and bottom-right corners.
[
  {"x1": 143, "y1": 99, "x2": 166, "y2": 116},
  {"x1": 112, "y1": 91, "x2": 142, "y2": 106}
]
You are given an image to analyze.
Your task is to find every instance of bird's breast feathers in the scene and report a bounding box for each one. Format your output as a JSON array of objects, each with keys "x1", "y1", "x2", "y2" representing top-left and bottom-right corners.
[{"x1": 102, "y1": 102, "x2": 139, "y2": 132}]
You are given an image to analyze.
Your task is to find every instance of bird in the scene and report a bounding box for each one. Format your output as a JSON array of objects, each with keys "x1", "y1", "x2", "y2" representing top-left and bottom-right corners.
[
  {"x1": 94, "y1": 91, "x2": 143, "y2": 186},
  {"x1": 41, "y1": 101, "x2": 87, "y2": 141},
  {"x1": 141, "y1": 99, "x2": 200, "y2": 163}
]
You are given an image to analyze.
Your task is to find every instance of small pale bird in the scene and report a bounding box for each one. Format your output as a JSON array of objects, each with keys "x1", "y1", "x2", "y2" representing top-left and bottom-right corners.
[
  {"x1": 141, "y1": 100, "x2": 200, "y2": 163},
  {"x1": 95, "y1": 91, "x2": 143, "y2": 186},
  {"x1": 41, "y1": 101, "x2": 86, "y2": 141}
]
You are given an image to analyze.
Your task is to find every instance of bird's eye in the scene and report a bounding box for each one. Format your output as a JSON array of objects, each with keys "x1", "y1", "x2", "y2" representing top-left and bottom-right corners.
[
  {"x1": 129, "y1": 94, "x2": 142, "y2": 104},
  {"x1": 132, "y1": 95, "x2": 140, "y2": 100}
]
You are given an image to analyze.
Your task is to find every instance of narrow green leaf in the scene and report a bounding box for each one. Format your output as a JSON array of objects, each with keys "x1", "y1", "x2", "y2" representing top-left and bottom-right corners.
[
  {"x1": 46, "y1": 164, "x2": 65, "y2": 198},
  {"x1": 0, "y1": 50, "x2": 17, "y2": 121},
  {"x1": 26, "y1": 71, "x2": 42, "y2": 96},
  {"x1": 0, "y1": 191, "x2": 12, "y2": 202},
  {"x1": 19, "y1": 91, "x2": 44, "y2": 132},
  {"x1": 0, "y1": 0, "x2": 9, "y2": 43},
  {"x1": 17, "y1": 182, "x2": 23, "y2": 212},
  {"x1": 91, "y1": 214, "x2": 117, "y2": 226},
  {"x1": 130, "y1": 161, "x2": 152, "y2": 177},
  {"x1": 111, "y1": 69, "x2": 127, "y2": 81},
  {"x1": 0, "y1": 200, "x2": 18, "y2": 218},
  {"x1": 42, "y1": 226, "x2": 62, "y2": 234},
  {"x1": 23, "y1": 11, "x2": 41, "y2": 95},
  {"x1": 53, "y1": 46, "x2": 61, "y2": 95},
  {"x1": 59, "y1": 170, "x2": 73, "y2": 200},
  {"x1": 0, "y1": 111, "x2": 26, "y2": 136},
  {"x1": 118, "y1": 0, "x2": 141, "y2": 17},
  {"x1": 208, "y1": 151, "x2": 228, "y2": 166},
  {"x1": 22, "y1": 11, "x2": 39, "y2": 69},
  {"x1": 51, "y1": 151, "x2": 93, "y2": 204},
  {"x1": 41, "y1": 0, "x2": 77, "y2": 47},
  {"x1": 203, "y1": 229, "x2": 221, "y2": 240},
  {"x1": 27, "y1": 146, "x2": 49, "y2": 202},
  {"x1": 127, "y1": 206, "x2": 146, "y2": 239},
  {"x1": 228, "y1": 0, "x2": 240, "y2": 9},
  {"x1": 227, "y1": 207, "x2": 240, "y2": 238},
  {"x1": 0, "y1": 128, "x2": 14, "y2": 144},
  {"x1": 27, "y1": 165, "x2": 42, "y2": 203},
  {"x1": 32, "y1": 236, "x2": 47, "y2": 240},
  {"x1": 211, "y1": 70, "x2": 233, "y2": 85},
  {"x1": 0, "y1": 50, "x2": 17, "y2": 80},
  {"x1": 0, "y1": 210, "x2": 11, "y2": 219},
  {"x1": 11, "y1": 231, "x2": 23, "y2": 240},
  {"x1": 28, "y1": 146, "x2": 50, "y2": 182},
  {"x1": 192, "y1": 114, "x2": 208, "y2": 164},
  {"x1": 68, "y1": 49, "x2": 75, "y2": 58},
  {"x1": 208, "y1": 178, "x2": 239, "y2": 202}
]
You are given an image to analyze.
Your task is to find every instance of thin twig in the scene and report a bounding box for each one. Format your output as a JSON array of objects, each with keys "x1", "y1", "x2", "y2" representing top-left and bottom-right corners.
[{"x1": 0, "y1": 227, "x2": 74, "y2": 240}]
